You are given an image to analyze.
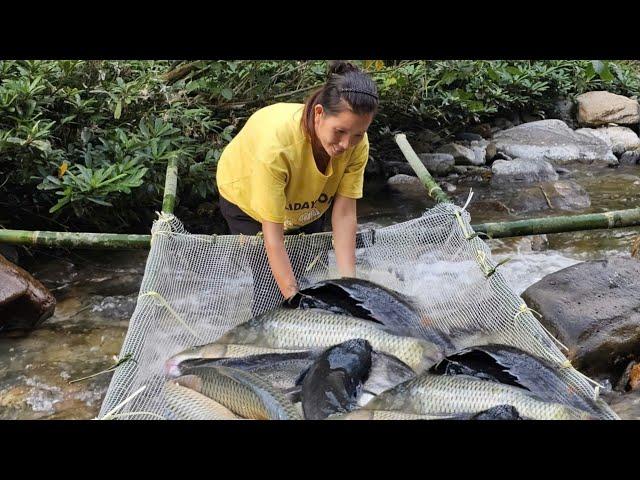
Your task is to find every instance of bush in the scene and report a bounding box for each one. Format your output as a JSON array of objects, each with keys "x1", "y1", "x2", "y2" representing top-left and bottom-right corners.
[{"x1": 1, "y1": 59, "x2": 638, "y2": 232}]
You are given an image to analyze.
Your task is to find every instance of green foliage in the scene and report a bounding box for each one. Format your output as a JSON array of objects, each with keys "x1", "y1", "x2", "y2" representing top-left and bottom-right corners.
[{"x1": 1, "y1": 59, "x2": 639, "y2": 232}]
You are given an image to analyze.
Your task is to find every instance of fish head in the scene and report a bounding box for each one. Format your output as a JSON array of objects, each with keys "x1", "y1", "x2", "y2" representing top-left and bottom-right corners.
[{"x1": 163, "y1": 344, "x2": 229, "y2": 377}]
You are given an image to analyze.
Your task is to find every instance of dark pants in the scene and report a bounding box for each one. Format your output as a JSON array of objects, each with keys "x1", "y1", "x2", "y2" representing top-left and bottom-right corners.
[{"x1": 219, "y1": 196, "x2": 328, "y2": 316}]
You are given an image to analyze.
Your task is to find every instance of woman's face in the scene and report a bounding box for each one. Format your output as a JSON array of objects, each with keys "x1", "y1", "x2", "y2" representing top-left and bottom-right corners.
[{"x1": 313, "y1": 103, "x2": 373, "y2": 157}]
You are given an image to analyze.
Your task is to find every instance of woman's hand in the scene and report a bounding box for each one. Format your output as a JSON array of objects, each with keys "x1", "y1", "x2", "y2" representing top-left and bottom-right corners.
[
  {"x1": 261, "y1": 221, "x2": 299, "y2": 299},
  {"x1": 331, "y1": 194, "x2": 357, "y2": 278}
]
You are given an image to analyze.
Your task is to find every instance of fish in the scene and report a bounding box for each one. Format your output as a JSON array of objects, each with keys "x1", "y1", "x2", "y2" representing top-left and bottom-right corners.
[
  {"x1": 362, "y1": 372, "x2": 597, "y2": 420},
  {"x1": 176, "y1": 365, "x2": 302, "y2": 420},
  {"x1": 331, "y1": 404, "x2": 523, "y2": 420},
  {"x1": 213, "y1": 307, "x2": 446, "y2": 373},
  {"x1": 430, "y1": 344, "x2": 605, "y2": 417},
  {"x1": 297, "y1": 277, "x2": 450, "y2": 346},
  {"x1": 164, "y1": 377, "x2": 241, "y2": 420},
  {"x1": 164, "y1": 343, "x2": 306, "y2": 378},
  {"x1": 301, "y1": 339, "x2": 373, "y2": 420},
  {"x1": 357, "y1": 351, "x2": 416, "y2": 407},
  {"x1": 172, "y1": 351, "x2": 317, "y2": 400}
]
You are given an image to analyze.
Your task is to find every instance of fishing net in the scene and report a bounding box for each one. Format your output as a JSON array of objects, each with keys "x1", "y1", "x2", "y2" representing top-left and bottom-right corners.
[{"x1": 98, "y1": 202, "x2": 619, "y2": 420}]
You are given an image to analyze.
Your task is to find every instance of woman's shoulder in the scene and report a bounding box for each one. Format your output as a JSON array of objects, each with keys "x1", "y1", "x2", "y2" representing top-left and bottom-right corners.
[{"x1": 248, "y1": 103, "x2": 306, "y2": 147}]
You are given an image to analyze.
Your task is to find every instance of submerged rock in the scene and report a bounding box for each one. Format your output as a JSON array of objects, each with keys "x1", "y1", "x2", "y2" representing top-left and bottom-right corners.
[
  {"x1": 491, "y1": 158, "x2": 559, "y2": 186},
  {"x1": 418, "y1": 153, "x2": 455, "y2": 176},
  {"x1": 521, "y1": 256, "x2": 640, "y2": 379},
  {"x1": 509, "y1": 180, "x2": 590, "y2": 213}
]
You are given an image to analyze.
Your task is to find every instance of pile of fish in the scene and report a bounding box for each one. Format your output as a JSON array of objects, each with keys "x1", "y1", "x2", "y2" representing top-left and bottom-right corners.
[{"x1": 162, "y1": 278, "x2": 604, "y2": 420}]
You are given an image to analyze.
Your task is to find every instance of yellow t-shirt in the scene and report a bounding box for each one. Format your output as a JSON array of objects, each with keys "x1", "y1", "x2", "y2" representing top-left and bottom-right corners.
[{"x1": 216, "y1": 102, "x2": 369, "y2": 231}]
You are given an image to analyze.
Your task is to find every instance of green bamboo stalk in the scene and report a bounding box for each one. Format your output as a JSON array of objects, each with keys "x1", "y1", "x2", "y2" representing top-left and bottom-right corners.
[
  {"x1": 472, "y1": 208, "x2": 640, "y2": 239},
  {"x1": 162, "y1": 156, "x2": 178, "y2": 214},
  {"x1": 394, "y1": 133, "x2": 452, "y2": 204},
  {"x1": 0, "y1": 229, "x2": 151, "y2": 249}
]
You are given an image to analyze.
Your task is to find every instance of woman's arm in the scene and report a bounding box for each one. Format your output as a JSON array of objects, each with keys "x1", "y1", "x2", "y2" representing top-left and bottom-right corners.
[
  {"x1": 262, "y1": 221, "x2": 299, "y2": 299},
  {"x1": 331, "y1": 194, "x2": 357, "y2": 277}
]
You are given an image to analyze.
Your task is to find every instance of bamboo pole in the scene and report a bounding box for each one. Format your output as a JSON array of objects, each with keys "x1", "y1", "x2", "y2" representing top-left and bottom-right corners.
[
  {"x1": 393, "y1": 133, "x2": 452, "y2": 204},
  {"x1": 473, "y1": 208, "x2": 640, "y2": 239},
  {"x1": 0, "y1": 229, "x2": 151, "y2": 249},
  {"x1": 162, "y1": 156, "x2": 178, "y2": 214}
]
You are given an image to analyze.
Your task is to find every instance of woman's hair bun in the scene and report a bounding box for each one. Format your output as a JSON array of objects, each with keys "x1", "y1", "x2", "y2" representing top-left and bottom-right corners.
[{"x1": 327, "y1": 60, "x2": 359, "y2": 77}]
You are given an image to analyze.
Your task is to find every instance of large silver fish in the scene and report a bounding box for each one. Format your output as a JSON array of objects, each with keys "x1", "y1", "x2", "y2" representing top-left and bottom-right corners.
[
  {"x1": 362, "y1": 372, "x2": 597, "y2": 420},
  {"x1": 175, "y1": 365, "x2": 302, "y2": 420},
  {"x1": 164, "y1": 378, "x2": 241, "y2": 420},
  {"x1": 213, "y1": 308, "x2": 445, "y2": 372},
  {"x1": 164, "y1": 343, "x2": 305, "y2": 377}
]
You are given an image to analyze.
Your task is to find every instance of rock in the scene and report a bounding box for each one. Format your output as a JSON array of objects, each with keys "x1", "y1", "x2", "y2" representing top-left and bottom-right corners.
[
  {"x1": 469, "y1": 140, "x2": 489, "y2": 166},
  {"x1": 620, "y1": 149, "x2": 640, "y2": 165},
  {"x1": 387, "y1": 174, "x2": 425, "y2": 194},
  {"x1": 509, "y1": 180, "x2": 590, "y2": 213},
  {"x1": 0, "y1": 245, "x2": 18, "y2": 265},
  {"x1": 455, "y1": 132, "x2": 484, "y2": 143},
  {"x1": 470, "y1": 123, "x2": 493, "y2": 139},
  {"x1": 576, "y1": 91, "x2": 640, "y2": 126},
  {"x1": 411, "y1": 129, "x2": 441, "y2": 152},
  {"x1": 384, "y1": 161, "x2": 417, "y2": 177},
  {"x1": 547, "y1": 97, "x2": 577, "y2": 129},
  {"x1": 521, "y1": 112, "x2": 544, "y2": 123},
  {"x1": 418, "y1": 153, "x2": 455, "y2": 176},
  {"x1": 436, "y1": 143, "x2": 482, "y2": 166},
  {"x1": 521, "y1": 256, "x2": 640, "y2": 378},
  {"x1": 485, "y1": 142, "x2": 497, "y2": 162},
  {"x1": 577, "y1": 126, "x2": 640, "y2": 155},
  {"x1": 616, "y1": 361, "x2": 640, "y2": 392},
  {"x1": 493, "y1": 117, "x2": 515, "y2": 130},
  {"x1": 491, "y1": 158, "x2": 559, "y2": 186},
  {"x1": 555, "y1": 167, "x2": 572, "y2": 176},
  {"x1": 440, "y1": 181, "x2": 457, "y2": 193},
  {"x1": 0, "y1": 254, "x2": 56, "y2": 336},
  {"x1": 493, "y1": 119, "x2": 618, "y2": 166},
  {"x1": 530, "y1": 234, "x2": 549, "y2": 251}
]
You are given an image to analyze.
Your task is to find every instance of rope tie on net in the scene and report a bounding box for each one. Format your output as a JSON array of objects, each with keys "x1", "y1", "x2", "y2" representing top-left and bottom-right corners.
[
  {"x1": 475, "y1": 249, "x2": 511, "y2": 278},
  {"x1": 513, "y1": 305, "x2": 603, "y2": 397},
  {"x1": 453, "y1": 189, "x2": 488, "y2": 240},
  {"x1": 138, "y1": 291, "x2": 203, "y2": 341},
  {"x1": 150, "y1": 211, "x2": 177, "y2": 245},
  {"x1": 514, "y1": 304, "x2": 569, "y2": 352}
]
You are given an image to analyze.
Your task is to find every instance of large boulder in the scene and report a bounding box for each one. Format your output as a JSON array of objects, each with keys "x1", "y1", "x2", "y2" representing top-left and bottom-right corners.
[
  {"x1": 418, "y1": 153, "x2": 455, "y2": 176},
  {"x1": 509, "y1": 180, "x2": 590, "y2": 213},
  {"x1": 491, "y1": 158, "x2": 559, "y2": 186},
  {"x1": 521, "y1": 257, "x2": 640, "y2": 379},
  {"x1": 576, "y1": 91, "x2": 640, "y2": 127},
  {"x1": 492, "y1": 119, "x2": 618, "y2": 166},
  {"x1": 576, "y1": 126, "x2": 640, "y2": 155},
  {"x1": 436, "y1": 143, "x2": 482, "y2": 166},
  {"x1": 386, "y1": 174, "x2": 425, "y2": 195},
  {"x1": 620, "y1": 149, "x2": 640, "y2": 165},
  {"x1": 0, "y1": 254, "x2": 56, "y2": 336}
]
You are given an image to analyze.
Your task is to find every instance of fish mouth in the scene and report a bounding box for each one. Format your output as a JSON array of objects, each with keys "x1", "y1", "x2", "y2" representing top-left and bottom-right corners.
[{"x1": 164, "y1": 358, "x2": 183, "y2": 378}]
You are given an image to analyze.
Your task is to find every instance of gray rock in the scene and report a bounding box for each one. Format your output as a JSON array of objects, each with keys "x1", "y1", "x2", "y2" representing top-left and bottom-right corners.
[
  {"x1": 384, "y1": 161, "x2": 416, "y2": 177},
  {"x1": 530, "y1": 234, "x2": 549, "y2": 252},
  {"x1": 576, "y1": 91, "x2": 640, "y2": 126},
  {"x1": 509, "y1": 180, "x2": 590, "y2": 213},
  {"x1": 548, "y1": 97, "x2": 577, "y2": 129},
  {"x1": 485, "y1": 142, "x2": 497, "y2": 161},
  {"x1": 0, "y1": 254, "x2": 56, "y2": 336},
  {"x1": 418, "y1": 153, "x2": 455, "y2": 176},
  {"x1": 577, "y1": 126, "x2": 640, "y2": 155},
  {"x1": 440, "y1": 181, "x2": 457, "y2": 193},
  {"x1": 491, "y1": 158, "x2": 559, "y2": 186},
  {"x1": 620, "y1": 149, "x2": 640, "y2": 165},
  {"x1": 437, "y1": 143, "x2": 482, "y2": 166},
  {"x1": 455, "y1": 132, "x2": 484, "y2": 143},
  {"x1": 521, "y1": 256, "x2": 640, "y2": 377},
  {"x1": 387, "y1": 174, "x2": 425, "y2": 194},
  {"x1": 493, "y1": 119, "x2": 618, "y2": 166}
]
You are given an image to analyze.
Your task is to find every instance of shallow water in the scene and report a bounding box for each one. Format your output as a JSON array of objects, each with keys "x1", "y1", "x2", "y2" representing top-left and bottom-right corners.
[{"x1": 1, "y1": 163, "x2": 639, "y2": 420}]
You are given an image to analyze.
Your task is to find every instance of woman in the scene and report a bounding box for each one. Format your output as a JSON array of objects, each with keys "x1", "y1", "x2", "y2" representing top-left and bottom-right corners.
[{"x1": 216, "y1": 60, "x2": 378, "y2": 314}]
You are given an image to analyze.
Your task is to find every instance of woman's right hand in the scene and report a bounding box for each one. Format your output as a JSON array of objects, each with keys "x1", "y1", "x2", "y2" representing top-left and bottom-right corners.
[{"x1": 261, "y1": 221, "x2": 299, "y2": 300}]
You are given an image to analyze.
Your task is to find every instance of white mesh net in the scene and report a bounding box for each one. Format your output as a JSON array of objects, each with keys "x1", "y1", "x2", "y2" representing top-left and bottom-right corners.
[{"x1": 98, "y1": 202, "x2": 619, "y2": 420}]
